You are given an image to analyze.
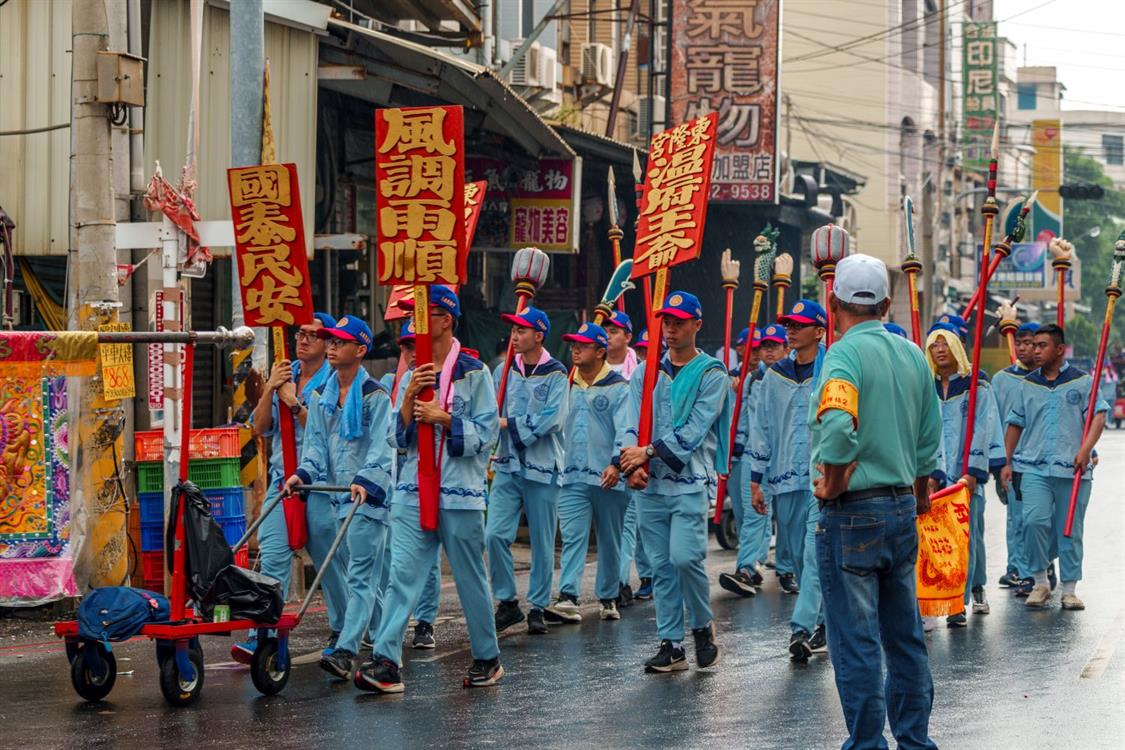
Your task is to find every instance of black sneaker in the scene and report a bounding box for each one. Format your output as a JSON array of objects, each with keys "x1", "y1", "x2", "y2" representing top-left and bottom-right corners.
[
  {"x1": 635, "y1": 577, "x2": 654, "y2": 600},
  {"x1": 618, "y1": 583, "x2": 635, "y2": 608},
  {"x1": 692, "y1": 624, "x2": 721, "y2": 669},
  {"x1": 527, "y1": 608, "x2": 549, "y2": 634},
  {"x1": 321, "y1": 630, "x2": 340, "y2": 658},
  {"x1": 494, "y1": 600, "x2": 525, "y2": 633},
  {"x1": 998, "y1": 570, "x2": 1020, "y2": 588},
  {"x1": 466, "y1": 657, "x2": 504, "y2": 687},
  {"x1": 749, "y1": 566, "x2": 765, "y2": 587},
  {"x1": 809, "y1": 624, "x2": 827, "y2": 654},
  {"x1": 789, "y1": 630, "x2": 812, "y2": 662},
  {"x1": 644, "y1": 639, "x2": 687, "y2": 673},
  {"x1": 718, "y1": 569, "x2": 757, "y2": 598},
  {"x1": 320, "y1": 648, "x2": 356, "y2": 679},
  {"x1": 1015, "y1": 577, "x2": 1034, "y2": 597},
  {"x1": 354, "y1": 655, "x2": 404, "y2": 693},
  {"x1": 779, "y1": 573, "x2": 800, "y2": 595},
  {"x1": 1048, "y1": 563, "x2": 1057, "y2": 591},
  {"x1": 412, "y1": 620, "x2": 436, "y2": 650},
  {"x1": 946, "y1": 612, "x2": 967, "y2": 628}
]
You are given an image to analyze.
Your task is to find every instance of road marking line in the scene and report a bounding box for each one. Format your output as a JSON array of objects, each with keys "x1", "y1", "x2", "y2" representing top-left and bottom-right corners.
[{"x1": 1080, "y1": 602, "x2": 1125, "y2": 680}]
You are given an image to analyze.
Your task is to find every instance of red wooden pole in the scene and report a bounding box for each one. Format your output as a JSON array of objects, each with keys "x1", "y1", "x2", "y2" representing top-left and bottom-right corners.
[{"x1": 412, "y1": 287, "x2": 440, "y2": 532}]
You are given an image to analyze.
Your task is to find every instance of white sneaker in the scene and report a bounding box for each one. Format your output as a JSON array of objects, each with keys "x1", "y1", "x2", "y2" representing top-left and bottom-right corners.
[
  {"x1": 599, "y1": 599, "x2": 620, "y2": 620},
  {"x1": 971, "y1": 588, "x2": 990, "y2": 614},
  {"x1": 1025, "y1": 585, "x2": 1051, "y2": 608},
  {"x1": 922, "y1": 616, "x2": 936, "y2": 633},
  {"x1": 546, "y1": 595, "x2": 582, "y2": 623},
  {"x1": 1061, "y1": 592, "x2": 1085, "y2": 611}
]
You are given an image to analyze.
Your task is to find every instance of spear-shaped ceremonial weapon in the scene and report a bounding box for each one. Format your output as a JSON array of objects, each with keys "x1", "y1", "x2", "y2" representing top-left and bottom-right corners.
[
  {"x1": 962, "y1": 192, "x2": 1036, "y2": 319},
  {"x1": 607, "y1": 168, "x2": 626, "y2": 312},
  {"x1": 569, "y1": 260, "x2": 635, "y2": 384},
  {"x1": 720, "y1": 248, "x2": 741, "y2": 370},
  {"x1": 772, "y1": 252, "x2": 793, "y2": 321},
  {"x1": 1064, "y1": 232, "x2": 1124, "y2": 537},
  {"x1": 495, "y1": 246, "x2": 550, "y2": 412},
  {"x1": 901, "y1": 195, "x2": 924, "y2": 347},
  {"x1": 996, "y1": 298, "x2": 1020, "y2": 365},
  {"x1": 1049, "y1": 237, "x2": 1075, "y2": 329},
  {"x1": 714, "y1": 232, "x2": 776, "y2": 523},
  {"x1": 810, "y1": 224, "x2": 851, "y2": 346},
  {"x1": 962, "y1": 123, "x2": 1000, "y2": 477}
]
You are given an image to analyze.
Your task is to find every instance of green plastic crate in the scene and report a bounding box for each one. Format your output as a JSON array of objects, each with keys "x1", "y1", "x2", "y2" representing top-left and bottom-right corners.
[{"x1": 136, "y1": 457, "x2": 242, "y2": 492}]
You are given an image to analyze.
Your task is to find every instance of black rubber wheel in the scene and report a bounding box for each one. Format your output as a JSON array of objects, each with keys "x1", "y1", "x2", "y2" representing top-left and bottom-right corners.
[
  {"x1": 158, "y1": 642, "x2": 205, "y2": 707},
  {"x1": 70, "y1": 642, "x2": 116, "y2": 702},
  {"x1": 715, "y1": 508, "x2": 739, "y2": 551},
  {"x1": 250, "y1": 637, "x2": 290, "y2": 696}
]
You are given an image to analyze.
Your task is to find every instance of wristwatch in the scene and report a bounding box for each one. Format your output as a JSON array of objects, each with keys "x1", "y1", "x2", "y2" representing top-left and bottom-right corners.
[
  {"x1": 645, "y1": 444, "x2": 655, "y2": 458},
  {"x1": 288, "y1": 401, "x2": 302, "y2": 416}
]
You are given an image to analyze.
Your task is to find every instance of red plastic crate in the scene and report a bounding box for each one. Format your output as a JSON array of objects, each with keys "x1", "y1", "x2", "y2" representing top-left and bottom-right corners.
[
  {"x1": 135, "y1": 427, "x2": 241, "y2": 462},
  {"x1": 142, "y1": 577, "x2": 165, "y2": 595},
  {"x1": 141, "y1": 550, "x2": 164, "y2": 581}
]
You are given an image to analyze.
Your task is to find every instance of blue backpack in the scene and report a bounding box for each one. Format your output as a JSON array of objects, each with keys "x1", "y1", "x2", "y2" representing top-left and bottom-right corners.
[{"x1": 77, "y1": 587, "x2": 171, "y2": 646}]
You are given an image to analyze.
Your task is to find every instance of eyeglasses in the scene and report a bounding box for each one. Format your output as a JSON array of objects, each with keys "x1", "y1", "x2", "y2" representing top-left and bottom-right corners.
[
  {"x1": 325, "y1": 338, "x2": 357, "y2": 349},
  {"x1": 295, "y1": 331, "x2": 320, "y2": 343},
  {"x1": 784, "y1": 322, "x2": 812, "y2": 331}
]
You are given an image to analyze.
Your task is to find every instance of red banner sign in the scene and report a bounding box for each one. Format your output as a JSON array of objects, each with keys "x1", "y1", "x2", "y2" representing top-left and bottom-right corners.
[
  {"x1": 226, "y1": 163, "x2": 314, "y2": 326},
  {"x1": 630, "y1": 113, "x2": 719, "y2": 280},
  {"x1": 375, "y1": 105, "x2": 467, "y2": 287},
  {"x1": 669, "y1": 0, "x2": 781, "y2": 204}
]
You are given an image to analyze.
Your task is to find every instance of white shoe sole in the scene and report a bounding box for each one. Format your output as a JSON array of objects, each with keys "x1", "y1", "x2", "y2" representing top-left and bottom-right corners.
[
  {"x1": 465, "y1": 665, "x2": 504, "y2": 688},
  {"x1": 600, "y1": 610, "x2": 621, "y2": 621},
  {"x1": 972, "y1": 604, "x2": 990, "y2": 614},
  {"x1": 545, "y1": 606, "x2": 582, "y2": 623}
]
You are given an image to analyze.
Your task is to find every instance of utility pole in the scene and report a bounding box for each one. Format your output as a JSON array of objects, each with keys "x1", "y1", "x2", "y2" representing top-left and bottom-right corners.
[
  {"x1": 605, "y1": 0, "x2": 641, "y2": 138},
  {"x1": 70, "y1": 0, "x2": 127, "y2": 589},
  {"x1": 930, "y1": 0, "x2": 947, "y2": 318}
]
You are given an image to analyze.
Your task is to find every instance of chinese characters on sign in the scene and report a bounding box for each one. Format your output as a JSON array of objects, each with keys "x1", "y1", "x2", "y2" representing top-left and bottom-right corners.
[
  {"x1": 466, "y1": 157, "x2": 579, "y2": 252},
  {"x1": 376, "y1": 105, "x2": 467, "y2": 286},
  {"x1": 98, "y1": 322, "x2": 135, "y2": 401},
  {"x1": 227, "y1": 163, "x2": 314, "y2": 327},
  {"x1": 962, "y1": 22, "x2": 998, "y2": 170},
  {"x1": 631, "y1": 113, "x2": 719, "y2": 279},
  {"x1": 670, "y1": 0, "x2": 780, "y2": 203}
]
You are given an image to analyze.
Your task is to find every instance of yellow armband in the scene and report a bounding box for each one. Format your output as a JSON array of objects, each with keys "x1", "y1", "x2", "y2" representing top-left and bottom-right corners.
[{"x1": 817, "y1": 378, "x2": 859, "y2": 428}]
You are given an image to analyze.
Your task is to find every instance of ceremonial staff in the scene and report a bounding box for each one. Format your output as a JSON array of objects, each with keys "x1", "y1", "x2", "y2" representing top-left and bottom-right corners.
[
  {"x1": 713, "y1": 239, "x2": 773, "y2": 522},
  {"x1": 772, "y1": 252, "x2": 792, "y2": 321},
  {"x1": 495, "y1": 246, "x2": 550, "y2": 412},
  {"x1": 1050, "y1": 237, "x2": 1075, "y2": 328},
  {"x1": 810, "y1": 224, "x2": 851, "y2": 346},
  {"x1": 961, "y1": 193, "x2": 1035, "y2": 319},
  {"x1": 901, "y1": 195, "x2": 923, "y2": 347},
  {"x1": 961, "y1": 123, "x2": 1000, "y2": 477},
  {"x1": 996, "y1": 298, "x2": 1019, "y2": 364},
  {"x1": 1064, "y1": 232, "x2": 1124, "y2": 537},
  {"x1": 569, "y1": 260, "x2": 635, "y2": 384},
  {"x1": 633, "y1": 148, "x2": 653, "y2": 321},
  {"x1": 720, "y1": 248, "x2": 741, "y2": 370},
  {"x1": 607, "y1": 168, "x2": 626, "y2": 312}
]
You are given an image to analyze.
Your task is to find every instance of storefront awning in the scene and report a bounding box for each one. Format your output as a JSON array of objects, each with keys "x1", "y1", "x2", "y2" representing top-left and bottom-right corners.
[
  {"x1": 321, "y1": 19, "x2": 574, "y2": 161},
  {"x1": 551, "y1": 124, "x2": 638, "y2": 167}
]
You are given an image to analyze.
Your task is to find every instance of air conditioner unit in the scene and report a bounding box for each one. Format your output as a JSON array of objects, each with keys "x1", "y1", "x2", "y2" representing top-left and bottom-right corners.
[
  {"x1": 538, "y1": 46, "x2": 558, "y2": 91},
  {"x1": 638, "y1": 95, "x2": 666, "y2": 137},
  {"x1": 509, "y1": 39, "x2": 542, "y2": 88},
  {"x1": 596, "y1": 44, "x2": 616, "y2": 86},
  {"x1": 581, "y1": 42, "x2": 615, "y2": 86}
]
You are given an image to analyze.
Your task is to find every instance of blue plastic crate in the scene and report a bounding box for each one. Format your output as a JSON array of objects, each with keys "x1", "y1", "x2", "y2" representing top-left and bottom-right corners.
[
  {"x1": 137, "y1": 492, "x2": 163, "y2": 524},
  {"x1": 216, "y1": 515, "x2": 247, "y2": 547},
  {"x1": 140, "y1": 521, "x2": 164, "y2": 551},
  {"x1": 205, "y1": 487, "x2": 244, "y2": 518}
]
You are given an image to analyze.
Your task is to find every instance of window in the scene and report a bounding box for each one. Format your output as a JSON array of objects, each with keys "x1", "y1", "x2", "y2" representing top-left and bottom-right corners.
[
  {"x1": 1104, "y1": 134, "x2": 1124, "y2": 166},
  {"x1": 1017, "y1": 83, "x2": 1037, "y2": 110}
]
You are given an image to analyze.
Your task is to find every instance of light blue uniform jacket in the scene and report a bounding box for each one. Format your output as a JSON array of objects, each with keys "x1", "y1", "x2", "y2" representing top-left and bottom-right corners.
[
  {"x1": 932, "y1": 372, "x2": 1005, "y2": 485},
  {"x1": 732, "y1": 365, "x2": 765, "y2": 461},
  {"x1": 492, "y1": 356, "x2": 569, "y2": 485},
  {"x1": 561, "y1": 371, "x2": 637, "y2": 489},
  {"x1": 748, "y1": 358, "x2": 818, "y2": 494},
  {"x1": 261, "y1": 359, "x2": 332, "y2": 485}
]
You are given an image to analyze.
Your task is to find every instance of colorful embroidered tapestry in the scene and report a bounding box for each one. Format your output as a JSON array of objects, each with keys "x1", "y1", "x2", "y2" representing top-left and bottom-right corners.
[{"x1": 916, "y1": 483, "x2": 971, "y2": 617}]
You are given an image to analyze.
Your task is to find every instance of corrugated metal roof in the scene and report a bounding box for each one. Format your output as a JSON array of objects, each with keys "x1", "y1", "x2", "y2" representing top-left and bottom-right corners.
[{"x1": 0, "y1": 0, "x2": 74, "y2": 256}]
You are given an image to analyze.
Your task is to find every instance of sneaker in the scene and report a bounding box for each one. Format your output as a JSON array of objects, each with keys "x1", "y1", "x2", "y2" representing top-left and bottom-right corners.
[
  {"x1": 494, "y1": 600, "x2": 525, "y2": 633},
  {"x1": 1015, "y1": 577, "x2": 1034, "y2": 597},
  {"x1": 546, "y1": 593, "x2": 582, "y2": 624},
  {"x1": 998, "y1": 570, "x2": 1020, "y2": 588},
  {"x1": 320, "y1": 648, "x2": 356, "y2": 679},
  {"x1": 644, "y1": 639, "x2": 687, "y2": 673},
  {"x1": 527, "y1": 608, "x2": 549, "y2": 635},
  {"x1": 635, "y1": 578, "x2": 654, "y2": 600},
  {"x1": 946, "y1": 612, "x2": 967, "y2": 627},
  {"x1": 692, "y1": 624, "x2": 720, "y2": 669},
  {"x1": 466, "y1": 657, "x2": 504, "y2": 687},
  {"x1": 618, "y1": 583, "x2": 634, "y2": 608},
  {"x1": 1025, "y1": 585, "x2": 1051, "y2": 608},
  {"x1": 718, "y1": 569, "x2": 758, "y2": 598},
  {"x1": 231, "y1": 638, "x2": 256, "y2": 665},
  {"x1": 600, "y1": 599, "x2": 621, "y2": 620},
  {"x1": 1047, "y1": 563, "x2": 1058, "y2": 591},
  {"x1": 321, "y1": 631, "x2": 340, "y2": 658},
  {"x1": 412, "y1": 621, "x2": 436, "y2": 650},
  {"x1": 809, "y1": 624, "x2": 827, "y2": 654},
  {"x1": 765, "y1": 549, "x2": 776, "y2": 569},
  {"x1": 1061, "y1": 592, "x2": 1085, "y2": 611},
  {"x1": 749, "y1": 565, "x2": 765, "y2": 588},
  {"x1": 361, "y1": 636, "x2": 374, "y2": 652},
  {"x1": 778, "y1": 573, "x2": 800, "y2": 595},
  {"x1": 971, "y1": 586, "x2": 990, "y2": 615},
  {"x1": 354, "y1": 656, "x2": 404, "y2": 694},
  {"x1": 789, "y1": 630, "x2": 812, "y2": 662}
]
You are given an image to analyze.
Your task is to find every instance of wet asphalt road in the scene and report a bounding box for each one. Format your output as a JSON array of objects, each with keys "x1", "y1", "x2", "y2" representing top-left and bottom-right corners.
[{"x1": 2, "y1": 431, "x2": 1123, "y2": 749}]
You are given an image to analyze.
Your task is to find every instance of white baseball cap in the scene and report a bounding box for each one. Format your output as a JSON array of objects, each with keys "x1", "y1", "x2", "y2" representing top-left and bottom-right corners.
[{"x1": 834, "y1": 253, "x2": 890, "y2": 304}]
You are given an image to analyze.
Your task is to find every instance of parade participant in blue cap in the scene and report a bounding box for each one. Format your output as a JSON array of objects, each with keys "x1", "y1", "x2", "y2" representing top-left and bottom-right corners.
[
  {"x1": 619, "y1": 291, "x2": 731, "y2": 673},
  {"x1": 277, "y1": 315, "x2": 393, "y2": 680},
  {"x1": 884, "y1": 321, "x2": 910, "y2": 338},
  {"x1": 358, "y1": 285, "x2": 503, "y2": 692},
  {"x1": 991, "y1": 320, "x2": 1041, "y2": 590},
  {"x1": 749, "y1": 300, "x2": 828, "y2": 659},
  {"x1": 235, "y1": 312, "x2": 338, "y2": 664},
  {"x1": 604, "y1": 310, "x2": 639, "y2": 380},
  {"x1": 488, "y1": 306, "x2": 569, "y2": 634},
  {"x1": 934, "y1": 313, "x2": 969, "y2": 340},
  {"x1": 550, "y1": 323, "x2": 638, "y2": 623}
]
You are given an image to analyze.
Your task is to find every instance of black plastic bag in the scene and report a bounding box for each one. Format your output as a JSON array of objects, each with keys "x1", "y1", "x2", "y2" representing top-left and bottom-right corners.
[
  {"x1": 165, "y1": 480, "x2": 234, "y2": 605},
  {"x1": 201, "y1": 566, "x2": 284, "y2": 622}
]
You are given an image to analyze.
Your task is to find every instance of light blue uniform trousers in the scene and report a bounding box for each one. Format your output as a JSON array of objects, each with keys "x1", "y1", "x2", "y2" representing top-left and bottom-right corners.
[
  {"x1": 964, "y1": 490, "x2": 987, "y2": 603},
  {"x1": 373, "y1": 503, "x2": 499, "y2": 663},
  {"x1": 729, "y1": 461, "x2": 757, "y2": 572},
  {"x1": 557, "y1": 485, "x2": 629, "y2": 602},
  {"x1": 790, "y1": 493, "x2": 824, "y2": 635},
  {"x1": 620, "y1": 491, "x2": 652, "y2": 584},
  {"x1": 335, "y1": 513, "x2": 388, "y2": 654},
  {"x1": 379, "y1": 526, "x2": 441, "y2": 624},
  {"x1": 306, "y1": 492, "x2": 349, "y2": 634},
  {"x1": 639, "y1": 489, "x2": 712, "y2": 641},
  {"x1": 256, "y1": 483, "x2": 293, "y2": 597},
  {"x1": 773, "y1": 489, "x2": 808, "y2": 577},
  {"x1": 486, "y1": 472, "x2": 559, "y2": 610},
  {"x1": 1021, "y1": 474, "x2": 1091, "y2": 582}
]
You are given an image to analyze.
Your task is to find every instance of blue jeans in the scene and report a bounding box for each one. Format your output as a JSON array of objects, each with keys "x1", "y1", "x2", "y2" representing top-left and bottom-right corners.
[
  {"x1": 485, "y1": 473, "x2": 559, "y2": 610},
  {"x1": 790, "y1": 494, "x2": 823, "y2": 635},
  {"x1": 557, "y1": 484, "x2": 629, "y2": 602},
  {"x1": 817, "y1": 494, "x2": 937, "y2": 750},
  {"x1": 620, "y1": 491, "x2": 652, "y2": 584},
  {"x1": 639, "y1": 489, "x2": 712, "y2": 641}
]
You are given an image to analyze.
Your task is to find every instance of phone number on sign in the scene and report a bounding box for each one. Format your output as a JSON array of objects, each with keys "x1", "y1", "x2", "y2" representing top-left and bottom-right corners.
[{"x1": 710, "y1": 183, "x2": 773, "y2": 202}]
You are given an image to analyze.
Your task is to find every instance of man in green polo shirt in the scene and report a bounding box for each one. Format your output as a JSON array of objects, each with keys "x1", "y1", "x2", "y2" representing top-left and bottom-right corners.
[{"x1": 810, "y1": 253, "x2": 942, "y2": 750}]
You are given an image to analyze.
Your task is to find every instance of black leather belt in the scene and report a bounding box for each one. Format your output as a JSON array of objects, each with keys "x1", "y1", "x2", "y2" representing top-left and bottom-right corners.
[{"x1": 833, "y1": 485, "x2": 913, "y2": 504}]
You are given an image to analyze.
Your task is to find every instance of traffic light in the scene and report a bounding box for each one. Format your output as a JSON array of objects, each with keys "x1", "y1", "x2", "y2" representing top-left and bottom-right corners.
[{"x1": 1058, "y1": 184, "x2": 1105, "y2": 200}]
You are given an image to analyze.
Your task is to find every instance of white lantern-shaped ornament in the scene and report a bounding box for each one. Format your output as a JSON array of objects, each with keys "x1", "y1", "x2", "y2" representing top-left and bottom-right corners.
[
  {"x1": 511, "y1": 246, "x2": 550, "y2": 299},
  {"x1": 810, "y1": 224, "x2": 851, "y2": 280}
]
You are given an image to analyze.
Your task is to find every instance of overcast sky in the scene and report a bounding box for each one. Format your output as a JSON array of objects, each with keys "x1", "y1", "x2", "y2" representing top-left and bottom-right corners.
[{"x1": 993, "y1": 0, "x2": 1125, "y2": 111}]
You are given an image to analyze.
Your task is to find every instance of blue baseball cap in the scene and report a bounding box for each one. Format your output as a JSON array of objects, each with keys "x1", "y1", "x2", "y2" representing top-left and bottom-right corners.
[
  {"x1": 760, "y1": 323, "x2": 787, "y2": 344},
  {"x1": 1016, "y1": 321, "x2": 1041, "y2": 336},
  {"x1": 779, "y1": 299, "x2": 828, "y2": 328},
  {"x1": 751, "y1": 329, "x2": 763, "y2": 348},
  {"x1": 928, "y1": 321, "x2": 961, "y2": 338},
  {"x1": 313, "y1": 312, "x2": 336, "y2": 329},
  {"x1": 501, "y1": 305, "x2": 550, "y2": 335},
  {"x1": 563, "y1": 322, "x2": 609, "y2": 348},
  {"x1": 935, "y1": 313, "x2": 968, "y2": 339},
  {"x1": 398, "y1": 320, "x2": 416, "y2": 344},
  {"x1": 605, "y1": 310, "x2": 633, "y2": 332},
  {"x1": 318, "y1": 314, "x2": 373, "y2": 349},
  {"x1": 736, "y1": 327, "x2": 750, "y2": 346},
  {"x1": 883, "y1": 322, "x2": 909, "y2": 338},
  {"x1": 657, "y1": 291, "x2": 703, "y2": 320},
  {"x1": 396, "y1": 285, "x2": 461, "y2": 318},
  {"x1": 635, "y1": 328, "x2": 651, "y2": 348}
]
